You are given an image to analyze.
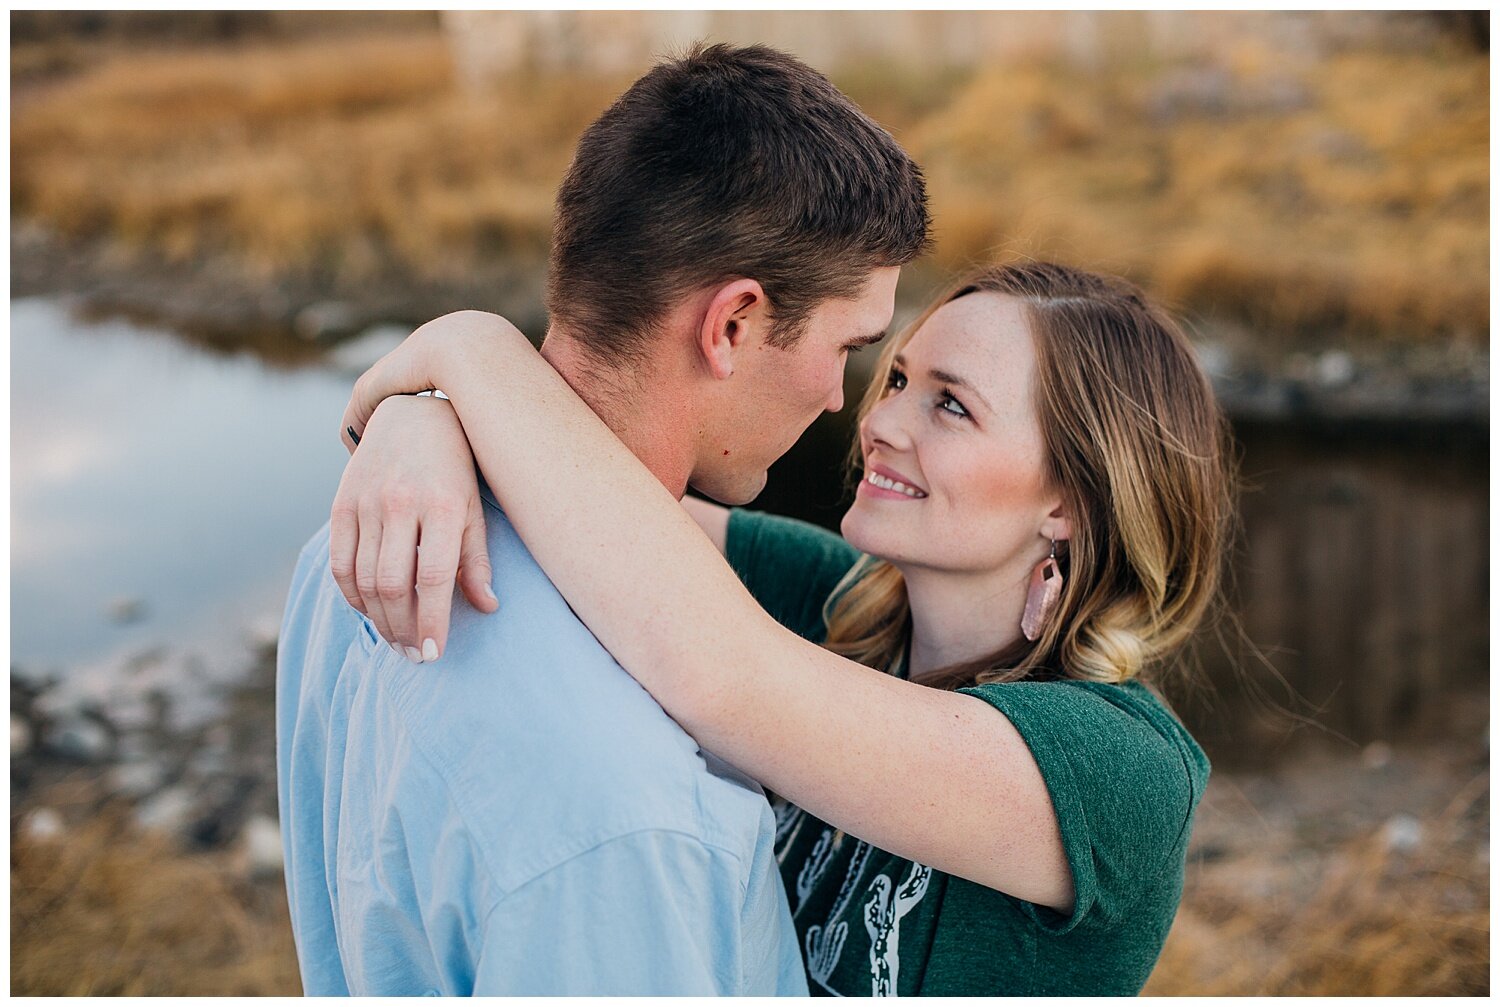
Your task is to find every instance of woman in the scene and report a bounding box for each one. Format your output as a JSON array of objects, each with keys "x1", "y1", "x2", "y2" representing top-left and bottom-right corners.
[{"x1": 333, "y1": 262, "x2": 1235, "y2": 995}]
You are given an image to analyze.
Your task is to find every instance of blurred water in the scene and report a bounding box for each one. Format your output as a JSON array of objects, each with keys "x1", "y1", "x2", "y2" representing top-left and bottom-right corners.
[
  {"x1": 9, "y1": 296, "x2": 1487, "y2": 754},
  {"x1": 11, "y1": 298, "x2": 355, "y2": 680}
]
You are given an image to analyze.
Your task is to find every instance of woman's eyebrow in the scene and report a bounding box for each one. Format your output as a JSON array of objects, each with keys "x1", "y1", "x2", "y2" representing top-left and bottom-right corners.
[
  {"x1": 895, "y1": 354, "x2": 994, "y2": 413},
  {"x1": 931, "y1": 368, "x2": 993, "y2": 412}
]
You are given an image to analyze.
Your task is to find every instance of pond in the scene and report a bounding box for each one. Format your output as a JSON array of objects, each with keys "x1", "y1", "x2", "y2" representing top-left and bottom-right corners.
[
  {"x1": 10, "y1": 297, "x2": 1489, "y2": 760},
  {"x1": 11, "y1": 298, "x2": 372, "y2": 718}
]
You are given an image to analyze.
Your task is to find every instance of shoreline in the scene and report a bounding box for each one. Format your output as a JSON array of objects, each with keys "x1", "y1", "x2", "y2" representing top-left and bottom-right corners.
[{"x1": 14, "y1": 220, "x2": 1488, "y2": 427}]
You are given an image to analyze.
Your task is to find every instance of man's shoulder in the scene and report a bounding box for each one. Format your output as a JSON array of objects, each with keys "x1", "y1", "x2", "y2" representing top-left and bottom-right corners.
[{"x1": 374, "y1": 498, "x2": 771, "y2": 886}]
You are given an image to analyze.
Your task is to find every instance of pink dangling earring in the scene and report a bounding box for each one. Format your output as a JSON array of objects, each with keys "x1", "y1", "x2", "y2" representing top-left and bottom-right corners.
[{"x1": 1021, "y1": 540, "x2": 1063, "y2": 641}]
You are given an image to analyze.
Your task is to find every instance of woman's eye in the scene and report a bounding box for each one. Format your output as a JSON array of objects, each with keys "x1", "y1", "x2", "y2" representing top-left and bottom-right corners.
[
  {"x1": 939, "y1": 393, "x2": 969, "y2": 419},
  {"x1": 885, "y1": 369, "x2": 907, "y2": 393}
]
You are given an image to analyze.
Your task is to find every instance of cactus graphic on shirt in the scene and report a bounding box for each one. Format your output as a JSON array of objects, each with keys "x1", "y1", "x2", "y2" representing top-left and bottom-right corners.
[
  {"x1": 795, "y1": 837, "x2": 874, "y2": 991},
  {"x1": 796, "y1": 828, "x2": 837, "y2": 904},
  {"x1": 804, "y1": 919, "x2": 850, "y2": 990},
  {"x1": 772, "y1": 798, "x2": 803, "y2": 847},
  {"x1": 863, "y1": 863, "x2": 932, "y2": 996}
]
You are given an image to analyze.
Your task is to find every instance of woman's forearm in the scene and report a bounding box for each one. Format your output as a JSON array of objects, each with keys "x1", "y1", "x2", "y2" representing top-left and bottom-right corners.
[
  {"x1": 414, "y1": 319, "x2": 1073, "y2": 907},
  {"x1": 435, "y1": 327, "x2": 794, "y2": 733}
]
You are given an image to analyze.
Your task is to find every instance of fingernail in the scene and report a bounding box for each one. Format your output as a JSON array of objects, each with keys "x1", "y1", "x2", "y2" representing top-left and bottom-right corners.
[
  {"x1": 482, "y1": 583, "x2": 497, "y2": 602},
  {"x1": 422, "y1": 638, "x2": 439, "y2": 662},
  {"x1": 404, "y1": 646, "x2": 423, "y2": 664},
  {"x1": 389, "y1": 641, "x2": 402, "y2": 656}
]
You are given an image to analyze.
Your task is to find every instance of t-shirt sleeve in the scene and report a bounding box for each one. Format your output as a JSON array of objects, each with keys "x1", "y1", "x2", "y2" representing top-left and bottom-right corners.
[
  {"x1": 724, "y1": 508, "x2": 864, "y2": 644},
  {"x1": 955, "y1": 680, "x2": 1210, "y2": 936},
  {"x1": 471, "y1": 831, "x2": 757, "y2": 994}
]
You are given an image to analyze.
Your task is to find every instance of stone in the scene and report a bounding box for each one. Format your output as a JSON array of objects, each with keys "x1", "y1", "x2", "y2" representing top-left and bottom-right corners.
[
  {"x1": 326, "y1": 323, "x2": 411, "y2": 375},
  {"x1": 24, "y1": 807, "x2": 64, "y2": 842},
  {"x1": 51, "y1": 715, "x2": 112, "y2": 762},
  {"x1": 1314, "y1": 349, "x2": 1356, "y2": 388},
  {"x1": 136, "y1": 786, "x2": 195, "y2": 835},
  {"x1": 294, "y1": 301, "x2": 359, "y2": 344},
  {"x1": 240, "y1": 814, "x2": 285, "y2": 880},
  {"x1": 12, "y1": 713, "x2": 33, "y2": 757},
  {"x1": 110, "y1": 760, "x2": 166, "y2": 800},
  {"x1": 1380, "y1": 813, "x2": 1423, "y2": 853}
]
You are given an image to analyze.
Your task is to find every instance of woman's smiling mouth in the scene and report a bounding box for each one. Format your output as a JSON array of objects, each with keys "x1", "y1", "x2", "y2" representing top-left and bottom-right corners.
[{"x1": 862, "y1": 468, "x2": 928, "y2": 499}]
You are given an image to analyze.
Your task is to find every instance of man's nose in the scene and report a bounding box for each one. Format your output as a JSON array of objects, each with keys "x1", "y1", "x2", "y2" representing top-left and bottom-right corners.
[{"x1": 825, "y1": 378, "x2": 846, "y2": 414}]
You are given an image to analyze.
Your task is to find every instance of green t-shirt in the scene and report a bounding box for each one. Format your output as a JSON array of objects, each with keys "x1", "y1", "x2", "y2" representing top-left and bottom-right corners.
[{"x1": 726, "y1": 508, "x2": 1210, "y2": 996}]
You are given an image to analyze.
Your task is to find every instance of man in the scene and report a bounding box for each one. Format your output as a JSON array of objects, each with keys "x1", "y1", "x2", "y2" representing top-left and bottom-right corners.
[{"x1": 277, "y1": 44, "x2": 928, "y2": 995}]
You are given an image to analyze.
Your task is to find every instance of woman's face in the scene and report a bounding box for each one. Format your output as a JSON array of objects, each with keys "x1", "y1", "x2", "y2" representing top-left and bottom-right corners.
[{"x1": 841, "y1": 291, "x2": 1065, "y2": 579}]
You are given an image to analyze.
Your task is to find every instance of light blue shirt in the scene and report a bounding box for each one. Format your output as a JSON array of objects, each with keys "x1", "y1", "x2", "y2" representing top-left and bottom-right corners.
[{"x1": 276, "y1": 497, "x2": 808, "y2": 996}]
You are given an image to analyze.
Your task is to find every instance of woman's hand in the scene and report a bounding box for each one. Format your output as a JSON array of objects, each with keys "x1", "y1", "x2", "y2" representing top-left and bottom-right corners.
[
  {"x1": 339, "y1": 309, "x2": 530, "y2": 453},
  {"x1": 329, "y1": 393, "x2": 499, "y2": 662}
]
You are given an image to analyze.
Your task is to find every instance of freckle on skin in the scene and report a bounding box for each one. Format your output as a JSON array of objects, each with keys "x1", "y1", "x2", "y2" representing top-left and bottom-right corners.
[{"x1": 723, "y1": 449, "x2": 730, "y2": 455}]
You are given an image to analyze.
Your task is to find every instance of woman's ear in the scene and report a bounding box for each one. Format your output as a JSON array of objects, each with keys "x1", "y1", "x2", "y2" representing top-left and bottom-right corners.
[
  {"x1": 1041, "y1": 503, "x2": 1072, "y2": 547},
  {"x1": 698, "y1": 278, "x2": 768, "y2": 381}
]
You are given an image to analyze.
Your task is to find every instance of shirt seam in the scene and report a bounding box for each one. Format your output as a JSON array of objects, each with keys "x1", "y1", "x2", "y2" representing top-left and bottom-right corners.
[{"x1": 476, "y1": 826, "x2": 751, "y2": 922}]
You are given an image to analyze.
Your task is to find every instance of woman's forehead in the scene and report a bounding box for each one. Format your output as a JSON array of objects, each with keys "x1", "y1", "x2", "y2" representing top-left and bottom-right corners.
[{"x1": 905, "y1": 292, "x2": 1035, "y2": 389}]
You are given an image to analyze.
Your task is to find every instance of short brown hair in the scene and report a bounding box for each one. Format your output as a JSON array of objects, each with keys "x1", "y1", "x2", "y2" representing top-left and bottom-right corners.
[{"x1": 546, "y1": 43, "x2": 930, "y2": 364}]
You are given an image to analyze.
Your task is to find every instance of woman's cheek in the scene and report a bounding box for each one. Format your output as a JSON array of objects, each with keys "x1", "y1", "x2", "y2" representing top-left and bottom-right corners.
[{"x1": 947, "y1": 446, "x2": 1044, "y2": 523}]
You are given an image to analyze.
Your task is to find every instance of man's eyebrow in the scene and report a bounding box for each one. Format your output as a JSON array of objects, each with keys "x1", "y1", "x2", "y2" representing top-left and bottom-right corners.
[{"x1": 845, "y1": 329, "x2": 887, "y2": 348}]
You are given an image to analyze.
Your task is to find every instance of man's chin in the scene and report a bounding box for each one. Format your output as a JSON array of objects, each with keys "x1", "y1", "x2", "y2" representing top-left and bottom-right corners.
[{"x1": 689, "y1": 469, "x2": 768, "y2": 508}]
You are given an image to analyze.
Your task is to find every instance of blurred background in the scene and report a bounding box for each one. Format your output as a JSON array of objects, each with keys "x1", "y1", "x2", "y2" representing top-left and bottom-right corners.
[{"x1": 9, "y1": 10, "x2": 1488, "y2": 995}]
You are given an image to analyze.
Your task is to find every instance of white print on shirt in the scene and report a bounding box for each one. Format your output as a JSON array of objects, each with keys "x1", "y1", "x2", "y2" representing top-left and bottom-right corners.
[
  {"x1": 804, "y1": 917, "x2": 850, "y2": 993},
  {"x1": 796, "y1": 828, "x2": 837, "y2": 904},
  {"x1": 773, "y1": 799, "x2": 803, "y2": 847},
  {"x1": 803, "y1": 838, "x2": 873, "y2": 993},
  {"x1": 864, "y1": 863, "x2": 933, "y2": 996}
]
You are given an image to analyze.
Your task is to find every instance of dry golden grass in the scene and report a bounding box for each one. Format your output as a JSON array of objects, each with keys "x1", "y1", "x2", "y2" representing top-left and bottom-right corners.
[
  {"x1": 867, "y1": 49, "x2": 1488, "y2": 342},
  {"x1": 11, "y1": 30, "x2": 1489, "y2": 342},
  {"x1": 12, "y1": 32, "x2": 614, "y2": 280},
  {"x1": 11, "y1": 806, "x2": 301, "y2": 996},
  {"x1": 9, "y1": 762, "x2": 1487, "y2": 995},
  {"x1": 1145, "y1": 767, "x2": 1489, "y2": 995}
]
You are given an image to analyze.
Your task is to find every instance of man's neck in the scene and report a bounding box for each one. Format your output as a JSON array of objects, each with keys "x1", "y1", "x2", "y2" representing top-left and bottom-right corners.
[{"x1": 539, "y1": 327, "x2": 697, "y2": 499}]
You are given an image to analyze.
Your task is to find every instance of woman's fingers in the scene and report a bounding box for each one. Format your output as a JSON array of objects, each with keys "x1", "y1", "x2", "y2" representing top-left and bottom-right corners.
[
  {"x1": 376, "y1": 513, "x2": 421, "y2": 658},
  {"x1": 329, "y1": 498, "x2": 365, "y2": 615},
  {"x1": 354, "y1": 505, "x2": 394, "y2": 652},
  {"x1": 457, "y1": 496, "x2": 499, "y2": 615},
  {"x1": 414, "y1": 506, "x2": 465, "y2": 662}
]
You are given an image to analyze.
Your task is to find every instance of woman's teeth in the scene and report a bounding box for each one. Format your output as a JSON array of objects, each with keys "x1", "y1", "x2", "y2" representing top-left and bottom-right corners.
[{"x1": 866, "y1": 471, "x2": 927, "y2": 498}]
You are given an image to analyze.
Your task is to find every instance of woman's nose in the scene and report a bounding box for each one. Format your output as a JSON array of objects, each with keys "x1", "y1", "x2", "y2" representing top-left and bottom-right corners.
[{"x1": 861, "y1": 393, "x2": 911, "y2": 451}]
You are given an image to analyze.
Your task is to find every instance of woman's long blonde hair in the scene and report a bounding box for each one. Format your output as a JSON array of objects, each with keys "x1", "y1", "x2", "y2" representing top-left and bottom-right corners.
[{"x1": 823, "y1": 261, "x2": 1237, "y2": 690}]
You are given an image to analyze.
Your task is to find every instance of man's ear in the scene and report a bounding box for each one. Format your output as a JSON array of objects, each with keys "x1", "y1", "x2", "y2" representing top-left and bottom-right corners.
[{"x1": 698, "y1": 278, "x2": 768, "y2": 381}]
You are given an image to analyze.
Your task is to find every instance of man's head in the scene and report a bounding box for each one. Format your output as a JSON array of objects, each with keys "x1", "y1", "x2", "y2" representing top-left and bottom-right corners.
[{"x1": 544, "y1": 43, "x2": 930, "y2": 502}]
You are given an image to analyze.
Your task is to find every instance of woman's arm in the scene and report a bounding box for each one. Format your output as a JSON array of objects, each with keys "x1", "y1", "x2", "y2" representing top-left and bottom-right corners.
[
  {"x1": 680, "y1": 496, "x2": 730, "y2": 555},
  {"x1": 340, "y1": 311, "x2": 1073, "y2": 911}
]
